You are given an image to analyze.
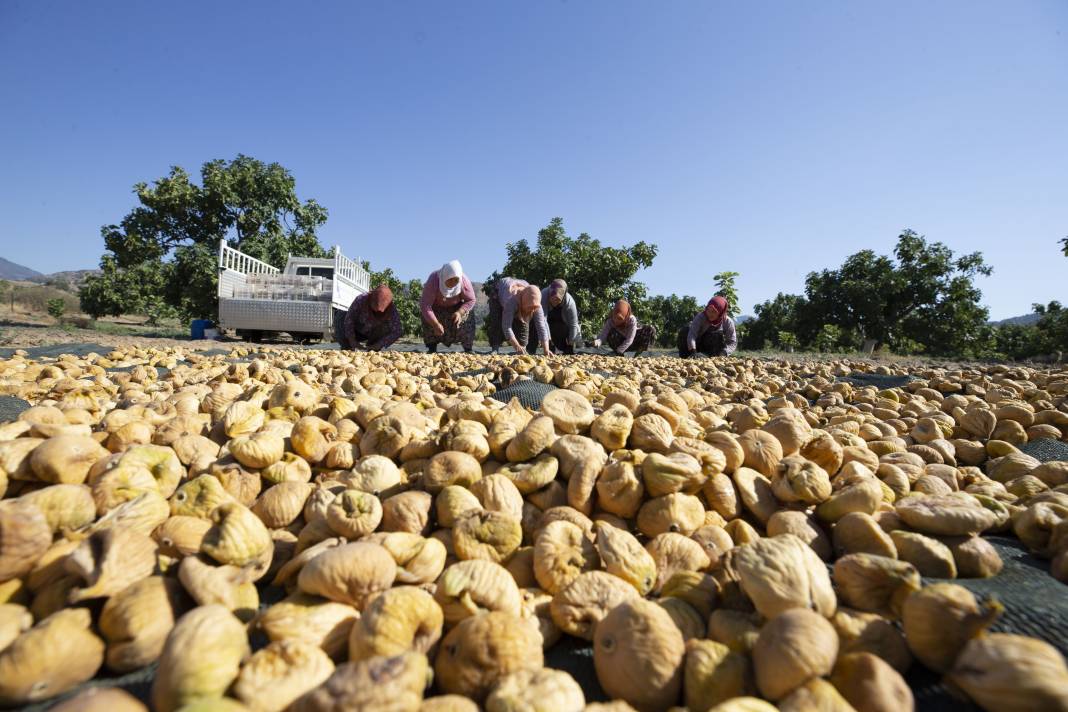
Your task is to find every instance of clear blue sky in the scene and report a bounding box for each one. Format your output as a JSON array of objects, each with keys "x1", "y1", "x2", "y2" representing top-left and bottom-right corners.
[{"x1": 1, "y1": 0, "x2": 1065, "y2": 319}]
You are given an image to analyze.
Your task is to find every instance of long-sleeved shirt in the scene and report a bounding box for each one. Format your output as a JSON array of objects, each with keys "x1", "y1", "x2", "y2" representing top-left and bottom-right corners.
[
  {"x1": 542, "y1": 288, "x2": 581, "y2": 345},
  {"x1": 344, "y1": 292, "x2": 403, "y2": 351},
  {"x1": 687, "y1": 313, "x2": 737, "y2": 355},
  {"x1": 598, "y1": 314, "x2": 638, "y2": 353},
  {"x1": 498, "y1": 278, "x2": 549, "y2": 346},
  {"x1": 420, "y1": 270, "x2": 476, "y2": 323}
]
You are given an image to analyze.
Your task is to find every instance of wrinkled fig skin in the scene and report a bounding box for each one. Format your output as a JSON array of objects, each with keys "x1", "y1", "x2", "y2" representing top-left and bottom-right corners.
[
  {"x1": 291, "y1": 651, "x2": 429, "y2": 712},
  {"x1": 901, "y1": 583, "x2": 1002, "y2": 673},
  {"x1": 3, "y1": 342, "x2": 1068, "y2": 709},
  {"x1": 0, "y1": 608, "x2": 105, "y2": 705},
  {"x1": 435, "y1": 612, "x2": 543, "y2": 702}
]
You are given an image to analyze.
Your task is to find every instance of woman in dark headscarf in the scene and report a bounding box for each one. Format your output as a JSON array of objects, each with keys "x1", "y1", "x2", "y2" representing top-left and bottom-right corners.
[
  {"x1": 542, "y1": 279, "x2": 581, "y2": 354},
  {"x1": 591, "y1": 299, "x2": 657, "y2": 356},
  {"x1": 340, "y1": 284, "x2": 403, "y2": 351},
  {"x1": 678, "y1": 295, "x2": 737, "y2": 358}
]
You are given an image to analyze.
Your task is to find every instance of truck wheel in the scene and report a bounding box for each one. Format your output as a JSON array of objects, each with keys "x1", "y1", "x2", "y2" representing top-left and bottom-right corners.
[{"x1": 332, "y1": 309, "x2": 348, "y2": 347}]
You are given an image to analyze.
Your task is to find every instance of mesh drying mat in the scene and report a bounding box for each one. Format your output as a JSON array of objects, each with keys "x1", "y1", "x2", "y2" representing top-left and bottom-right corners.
[
  {"x1": 1020, "y1": 438, "x2": 1068, "y2": 463},
  {"x1": 491, "y1": 379, "x2": 559, "y2": 409},
  {"x1": 0, "y1": 396, "x2": 30, "y2": 422}
]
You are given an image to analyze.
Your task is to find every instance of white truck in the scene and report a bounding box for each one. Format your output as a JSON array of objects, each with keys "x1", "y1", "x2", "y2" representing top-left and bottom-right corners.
[{"x1": 216, "y1": 240, "x2": 372, "y2": 343}]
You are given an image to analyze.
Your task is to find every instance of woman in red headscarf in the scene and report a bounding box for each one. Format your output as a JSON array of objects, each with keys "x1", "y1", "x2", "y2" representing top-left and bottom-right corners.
[
  {"x1": 678, "y1": 295, "x2": 737, "y2": 358},
  {"x1": 591, "y1": 299, "x2": 657, "y2": 356},
  {"x1": 340, "y1": 284, "x2": 403, "y2": 351}
]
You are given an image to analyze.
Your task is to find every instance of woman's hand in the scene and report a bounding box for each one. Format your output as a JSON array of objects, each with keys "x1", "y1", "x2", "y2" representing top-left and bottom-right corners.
[
  {"x1": 591, "y1": 338, "x2": 602, "y2": 348},
  {"x1": 432, "y1": 321, "x2": 446, "y2": 336},
  {"x1": 451, "y1": 311, "x2": 463, "y2": 327}
]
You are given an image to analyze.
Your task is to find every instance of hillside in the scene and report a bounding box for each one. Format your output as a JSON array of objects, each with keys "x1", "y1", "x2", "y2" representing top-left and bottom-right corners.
[
  {"x1": 30, "y1": 269, "x2": 100, "y2": 291},
  {"x1": 0, "y1": 257, "x2": 42, "y2": 281},
  {"x1": 991, "y1": 313, "x2": 1041, "y2": 327}
]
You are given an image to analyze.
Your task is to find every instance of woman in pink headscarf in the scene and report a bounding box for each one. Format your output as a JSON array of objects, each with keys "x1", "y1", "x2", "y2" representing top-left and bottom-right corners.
[
  {"x1": 678, "y1": 295, "x2": 737, "y2": 358},
  {"x1": 591, "y1": 299, "x2": 657, "y2": 356},
  {"x1": 486, "y1": 277, "x2": 552, "y2": 355}
]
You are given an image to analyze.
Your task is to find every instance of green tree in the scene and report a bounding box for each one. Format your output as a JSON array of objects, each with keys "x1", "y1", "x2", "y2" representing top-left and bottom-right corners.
[
  {"x1": 777, "y1": 331, "x2": 799, "y2": 352},
  {"x1": 802, "y1": 230, "x2": 992, "y2": 353},
  {"x1": 80, "y1": 155, "x2": 328, "y2": 320},
  {"x1": 1032, "y1": 301, "x2": 1068, "y2": 356},
  {"x1": 1060, "y1": 236, "x2": 1067, "y2": 257},
  {"x1": 813, "y1": 324, "x2": 845, "y2": 352},
  {"x1": 46, "y1": 298, "x2": 65, "y2": 321},
  {"x1": 486, "y1": 217, "x2": 658, "y2": 340},
  {"x1": 362, "y1": 262, "x2": 422, "y2": 337},
  {"x1": 742, "y1": 293, "x2": 806, "y2": 350},
  {"x1": 713, "y1": 271, "x2": 740, "y2": 316},
  {"x1": 647, "y1": 294, "x2": 701, "y2": 347}
]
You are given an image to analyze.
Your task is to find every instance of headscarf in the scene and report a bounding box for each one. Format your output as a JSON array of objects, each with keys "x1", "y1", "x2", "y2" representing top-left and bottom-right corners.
[
  {"x1": 438, "y1": 260, "x2": 464, "y2": 299},
  {"x1": 611, "y1": 299, "x2": 631, "y2": 326},
  {"x1": 705, "y1": 295, "x2": 728, "y2": 326},
  {"x1": 519, "y1": 285, "x2": 542, "y2": 317},
  {"x1": 548, "y1": 279, "x2": 568, "y2": 304},
  {"x1": 369, "y1": 284, "x2": 393, "y2": 314}
]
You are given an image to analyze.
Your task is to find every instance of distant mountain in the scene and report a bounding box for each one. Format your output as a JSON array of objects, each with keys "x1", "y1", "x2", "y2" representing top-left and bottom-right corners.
[
  {"x1": 991, "y1": 313, "x2": 1041, "y2": 327},
  {"x1": 30, "y1": 269, "x2": 100, "y2": 291},
  {"x1": 736, "y1": 314, "x2": 753, "y2": 324},
  {"x1": 0, "y1": 257, "x2": 42, "y2": 281}
]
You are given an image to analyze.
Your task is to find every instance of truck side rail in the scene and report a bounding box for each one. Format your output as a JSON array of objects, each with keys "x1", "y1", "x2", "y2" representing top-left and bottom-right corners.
[
  {"x1": 334, "y1": 247, "x2": 372, "y2": 291},
  {"x1": 218, "y1": 240, "x2": 280, "y2": 277}
]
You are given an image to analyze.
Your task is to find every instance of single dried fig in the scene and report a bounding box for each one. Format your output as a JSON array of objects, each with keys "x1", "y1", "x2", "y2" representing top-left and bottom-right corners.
[
  {"x1": 752, "y1": 608, "x2": 838, "y2": 701},
  {"x1": 435, "y1": 612, "x2": 543, "y2": 702},
  {"x1": 945, "y1": 633, "x2": 1068, "y2": 711},
  {"x1": 348, "y1": 586, "x2": 443, "y2": 661},
  {"x1": 232, "y1": 640, "x2": 335, "y2": 712},
  {"x1": 99, "y1": 575, "x2": 188, "y2": 672},
  {"x1": 0, "y1": 608, "x2": 104, "y2": 705},
  {"x1": 901, "y1": 583, "x2": 1002, "y2": 672},
  {"x1": 297, "y1": 541, "x2": 396, "y2": 610},
  {"x1": 593, "y1": 598, "x2": 685, "y2": 712}
]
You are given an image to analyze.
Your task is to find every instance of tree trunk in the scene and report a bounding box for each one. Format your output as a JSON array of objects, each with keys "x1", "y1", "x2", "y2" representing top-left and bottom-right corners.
[{"x1": 861, "y1": 339, "x2": 878, "y2": 357}]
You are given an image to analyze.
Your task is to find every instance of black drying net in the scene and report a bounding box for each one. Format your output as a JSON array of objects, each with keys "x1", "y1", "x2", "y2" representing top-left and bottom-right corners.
[
  {"x1": 0, "y1": 396, "x2": 29, "y2": 423},
  {"x1": 491, "y1": 380, "x2": 559, "y2": 409}
]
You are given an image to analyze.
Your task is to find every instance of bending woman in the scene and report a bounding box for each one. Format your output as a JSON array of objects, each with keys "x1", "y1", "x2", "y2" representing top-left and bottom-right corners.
[
  {"x1": 542, "y1": 279, "x2": 581, "y2": 354},
  {"x1": 487, "y1": 277, "x2": 552, "y2": 355},
  {"x1": 341, "y1": 285, "x2": 403, "y2": 351},
  {"x1": 678, "y1": 295, "x2": 737, "y2": 358},
  {"x1": 591, "y1": 299, "x2": 657, "y2": 356},
  {"x1": 420, "y1": 260, "x2": 477, "y2": 353}
]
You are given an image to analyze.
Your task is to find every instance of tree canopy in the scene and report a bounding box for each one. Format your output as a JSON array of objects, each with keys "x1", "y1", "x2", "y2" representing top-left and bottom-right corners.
[
  {"x1": 743, "y1": 230, "x2": 994, "y2": 356},
  {"x1": 81, "y1": 155, "x2": 328, "y2": 320}
]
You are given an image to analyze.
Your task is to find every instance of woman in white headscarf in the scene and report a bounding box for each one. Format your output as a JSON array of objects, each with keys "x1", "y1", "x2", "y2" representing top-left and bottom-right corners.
[{"x1": 420, "y1": 260, "x2": 477, "y2": 352}]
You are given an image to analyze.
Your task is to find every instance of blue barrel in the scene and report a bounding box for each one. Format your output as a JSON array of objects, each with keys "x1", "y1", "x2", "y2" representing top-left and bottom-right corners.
[{"x1": 190, "y1": 319, "x2": 213, "y2": 340}]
